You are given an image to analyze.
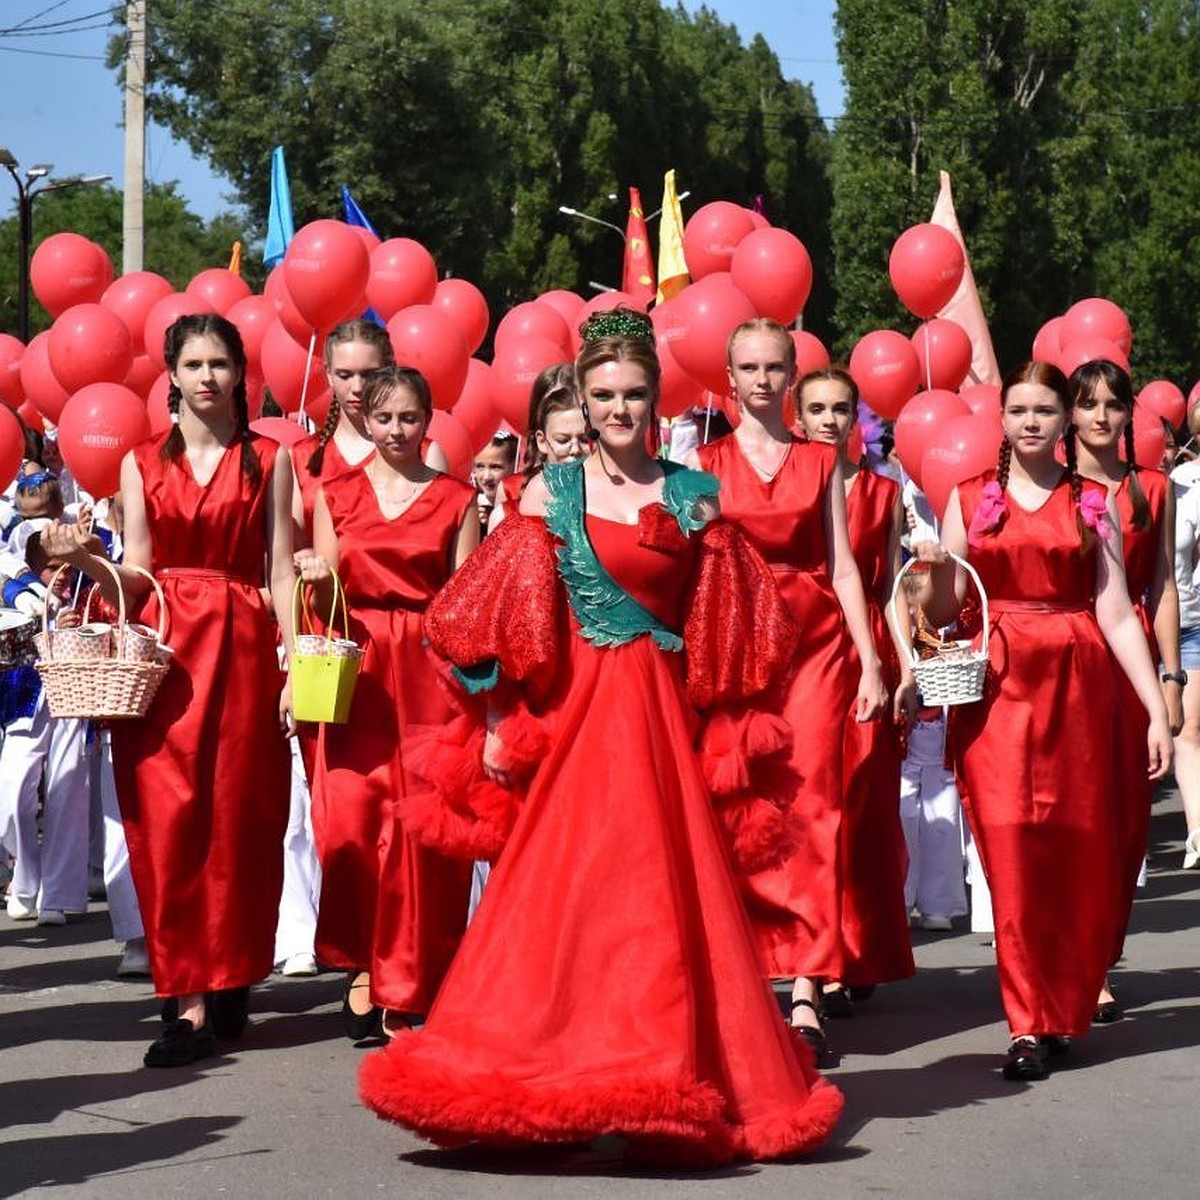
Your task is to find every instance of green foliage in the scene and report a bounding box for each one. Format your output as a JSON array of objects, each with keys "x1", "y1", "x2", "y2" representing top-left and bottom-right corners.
[
  {"x1": 118, "y1": 0, "x2": 834, "y2": 339},
  {"x1": 0, "y1": 182, "x2": 258, "y2": 338}
]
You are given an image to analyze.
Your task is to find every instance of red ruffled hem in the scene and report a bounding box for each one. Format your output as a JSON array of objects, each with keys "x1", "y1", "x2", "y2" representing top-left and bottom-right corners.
[{"x1": 358, "y1": 1036, "x2": 842, "y2": 1167}]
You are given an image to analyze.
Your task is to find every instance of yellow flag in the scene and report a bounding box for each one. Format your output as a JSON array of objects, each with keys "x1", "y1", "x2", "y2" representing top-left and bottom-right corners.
[
  {"x1": 228, "y1": 241, "x2": 243, "y2": 276},
  {"x1": 655, "y1": 169, "x2": 688, "y2": 305}
]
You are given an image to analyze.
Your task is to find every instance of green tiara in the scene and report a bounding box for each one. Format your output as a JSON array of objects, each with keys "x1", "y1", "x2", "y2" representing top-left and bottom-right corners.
[{"x1": 580, "y1": 308, "x2": 656, "y2": 345}]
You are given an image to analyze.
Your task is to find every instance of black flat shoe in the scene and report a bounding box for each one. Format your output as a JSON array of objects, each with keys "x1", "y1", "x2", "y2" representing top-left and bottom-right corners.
[
  {"x1": 342, "y1": 973, "x2": 383, "y2": 1042},
  {"x1": 144, "y1": 1018, "x2": 216, "y2": 1068},
  {"x1": 209, "y1": 986, "x2": 250, "y2": 1039},
  {"x1": 1002, "y1": 1036, "x2": 1049, "y2": 1081},
  {"x1": 819, "y1": 986, "x2": 855, "y2": 1020},
  {"x1": 1094, "y1": 999, "x2": 1123, "y2": 1024},
  {"x1": 160, "y1": 997, "x2": 179, "y2": 1023},
  {"x1": 1040, "y1": 1035, "x2": 1071, "y2": 1057},
  {"x1": 790, "y1": 997, "x2": 829, "y2": 1061}
]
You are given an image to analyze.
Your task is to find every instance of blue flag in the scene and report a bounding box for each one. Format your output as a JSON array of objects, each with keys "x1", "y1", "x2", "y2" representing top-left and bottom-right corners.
[
  {"x1": 264, "y1": 146, "x2": 295, "y2": 268},
  {"x1": 342, "y1": 186, "x2": 379, "y2": 237}
]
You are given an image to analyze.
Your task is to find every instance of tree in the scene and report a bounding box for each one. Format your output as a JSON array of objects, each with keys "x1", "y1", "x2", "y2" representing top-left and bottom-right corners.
[
  {"x1": 115, "y1": 0, "x2": 835, "y2": 339},
  {"x1": 0, "y1": 182, "x2": 256, "y2": 338}
]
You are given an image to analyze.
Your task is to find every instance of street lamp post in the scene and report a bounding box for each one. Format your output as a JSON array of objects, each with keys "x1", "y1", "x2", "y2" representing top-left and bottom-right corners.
[
  {"x1": 559, "y1": 192, "x2": 692, "y2": 243},
  {"x1": 0, "y1": 148, "x2": 111, "y2": 342}
]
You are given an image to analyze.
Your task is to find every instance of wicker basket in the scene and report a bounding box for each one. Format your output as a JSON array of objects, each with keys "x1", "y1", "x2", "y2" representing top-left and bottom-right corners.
[
  {"x1": 36, "y1": 559, "x2": 170, "y2": 719},
  {"x1": 889, "y1": 552, "x2": 989, "y2": 707}
]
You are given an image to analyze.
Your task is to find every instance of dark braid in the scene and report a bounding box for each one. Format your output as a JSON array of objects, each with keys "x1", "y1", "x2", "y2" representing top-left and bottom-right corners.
[
  {"x1": 233, "y1": 373, "x2": 262, "y2": 487},
  {"x1": 996, "y1": 434, "x2": 1013, "y2": 492},
  {"x1": 159, "y1": 382, "x2": 186, "y2": 465},
  {"x1": 1063, "y1": 423, "x2": 1092, "y2": 549},
  {"x1": 306, "y1": 399, "x2": 341, "y2": 477},
  {"x1": 1122, "y1": 420, "x2": 1151, "y2": 531}
]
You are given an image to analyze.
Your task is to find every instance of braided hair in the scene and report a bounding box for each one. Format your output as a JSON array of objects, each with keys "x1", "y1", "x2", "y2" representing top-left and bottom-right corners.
[
  {"x1": 307, "y1": 319, "x2": 394, "y2": 477},
  {"x1": 161, "y1": 314, "x2": 260, "y2": 487},
  {"x1": 1068, "y1": 359, "x2": 1150, "y2": 532}
]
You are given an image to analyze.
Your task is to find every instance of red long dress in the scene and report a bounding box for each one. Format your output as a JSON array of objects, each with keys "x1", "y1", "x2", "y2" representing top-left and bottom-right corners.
[
  {"x1": 112, "y1": 435, "x2": 290, "y2": 997},
  {"x1": 1111, "y1": 468, "x2": 1167, "y2": 962},
  {"x1": 949, "y1": 472, "x2": 1120, "y2": 1037},
  {"x1": 311, "y1": 467, "x2": 474, "y2": 1011},
  {"x1": 358, "y1": 460, "x2": 842, "y2": 1165},
  {"x1": 697, "y1": 436, "x2": 857, "y2": 979},
  {"x1": 840, "y1": 469, "x2": 914, "y2": 986}
]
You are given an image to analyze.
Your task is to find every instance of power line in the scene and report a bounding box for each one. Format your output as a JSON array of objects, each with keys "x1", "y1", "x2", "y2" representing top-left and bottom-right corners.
[
  {"x1": 0, "y1": 42, "x2": 107, "y2": 59},
  {"x1": 3, "y1": 0, "x2": 74, "y2": 33},
  {"x1": 0, "y1": 7, "x2": 113, "y2": 35}
]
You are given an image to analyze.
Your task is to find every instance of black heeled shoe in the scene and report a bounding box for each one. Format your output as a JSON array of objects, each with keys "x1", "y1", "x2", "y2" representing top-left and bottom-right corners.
[
  {"x1": 1040, "y1": 1035, "x2": 1071, "y2": 1057},
  {"x1": 144, "y1": 1018, "x2": 216, "y2": 1068},
  {"x1": 819, "y1": 985, "x2": 855, "y2": 1020},
  {"x1": 209, "y1": 987, "x2": 250, "y2": 1039},
  {"x1": 342, "y1": 973, "x2": 383, "y2": 1042},
  {"x1": 1094, "y1": 999, "x2": 1123, "y2": 1024},
  {"x1": 1002, "y1": 1036, "x2": 1049, "y2": 1081},
  {"x1": 790, "y1": 998, "x2": 829, "y2": 1061}
]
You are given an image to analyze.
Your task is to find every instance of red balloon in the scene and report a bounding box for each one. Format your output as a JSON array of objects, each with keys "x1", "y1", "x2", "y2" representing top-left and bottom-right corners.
[
  {"x1": 0, "y1": 405, "x2": 23, "y2": 487},
  {"x1": 921, "y1": 414, "x2": 1005, "y2": 517},
  {"x1": 889, "y1": 224, "x2": 965, "y2": 319},
  {"x1": 101, "y1": 271, "x2": 173, "y2": 354},
  {"x1": 146, "y1": 371, "x2": 171, "y2": 435},
  {"x1": 143, "y1": 293, "x2": 212, "y2": 371},
  {"x1": 0, "y1": 334, "x2": 24, "y2": 411},
  {"x1": 453, "y1": 360, "x2": 500, "y2": 449},
  {"x1": 848, "y1": 330, "x2": 921, "y2": 419},
  {"x1": 387, "y1": 305, "x2": 470, "y2": 411},
  {"x1": 260, "y1": 320, "x2": 327, "y2": 415},
  {"x1": 186, "y1": 268, "x2": 251, "y2": 315},
  {"x1": 226, "y1": 294, "x2": 276, "y2": 366},
  {"x1": 284, "y1": 220, "x2": 371, "y2": 331},
  {"x1": 495, "y1": 301, "x2": 571, "y2": 356},
  {"x1": 1031, "y1": 315, "x2": 1065, "y2": 364},
  {"x1": 745, "y1": 208, "x2": 770, "y2": 231},
  {"x1": 367, "y1": 238, "x2": 438, "y2": 321},
  {"x1": 568, "y1": 290, "x2": 650, "y2": 354},
  {"x1": 658, "y1": 276, "x2": 757, "y2": 395},
  {"x1": 432, "y1": 278, "x2": 490, "y2": 355},
  {"x1": 19, "y1": 332, "x2": 71, "y2": 424},
  {"x1": 263, "y1": 265, "x2": 314, "y2": 342},
  {"x1": 56, "y1": 383, "x2": 151, "y2": 497},
  {"x1": 250, "y1": 416, "x2": 310, "y2": 448},
  {"x1": 959, "y1": 383, "x2": 1001, "y2": 418},
  {"x1": 123, "y1": 354, "x2": 159, "y2": 398},
  {"x1": 730, "y1": 227, "x2": 813, "y2": 323},
  {"x1": 1128, "y1": 403, "x2": 1168, "y2": 469},
  {"x1": 350, "y1": 225, "x2": 381, "y2": 255},
  {"x1": 1137, "y1": 380, "x2": 1186, "y2": 430},
  {"x1": 1063, "y1": 297, "x2": 1132, "y2": 357},
  {"x1": 535, "y1": 289, "x2": 586, "y2": 329},
  {"x1": 18, "y1": 400, "x2": 45, "y2": 434},
  {"x1": 682, "y1": 201, "x2": 756, "y2": 280},
  {"x1": 490, "y1": 337, "x2": 565, "y2": 431},
  {"x1": 912, "y1": 318, "x2": 972, "y2": 391},
  {"x1": 305, "y1": 386, "x2": 332, "y2": 429},
  {"x1": 648, "y1": 310, "x2": 702, "y2": 420},
  {"x1": 30, "y1": 233, "x2": 113, "y2": 317},
  {"x1": 791, "y1": 331, "x2": 831, "y2": 378},
  {"x1": 847, "y1": 423, "x2": 864, "y2": 463},
  {"x1": 893, "y1": 389, "x2": 969, "y2": 485},
  {"x1": 428, "y1": 410, "x2": 474, "y2": 480},
  {"x1": 48, "y1": 304, "x2": 133, "y2": 393},
  {"x1": 1058, "y1": 335, "x2": 1128, "y2": 377}
]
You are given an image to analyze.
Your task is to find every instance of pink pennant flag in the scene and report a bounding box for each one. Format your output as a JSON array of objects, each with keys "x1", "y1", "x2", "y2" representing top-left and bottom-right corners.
[{"x1": 930, "y1": 171, "x2": 1001, "y2": 386}]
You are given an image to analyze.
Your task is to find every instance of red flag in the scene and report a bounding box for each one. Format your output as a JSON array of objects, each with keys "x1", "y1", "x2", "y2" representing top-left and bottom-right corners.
[{"x1": 622, "y1": 187, "x2": 656, "y2": 308}]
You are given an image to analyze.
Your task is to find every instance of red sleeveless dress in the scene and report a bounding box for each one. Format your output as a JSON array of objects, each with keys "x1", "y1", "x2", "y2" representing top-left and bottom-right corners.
[
  {"x1": 311, "y1": 467, "x2": 475, "y2": 1011},
  {"x1": 697, "y1": 436, "x2": 857, "y2": 979},
  {"x1": 949, "y1": 472, "x2": 1120, "y2": 1036},
  {"x1": 840, "y1": 469, "x2": 914, "y2": 986},
  {"x1": 1111, "y1": 468, "x2": 1168, "y2": 962},
  {"x1": 112, "y1": 434, "x2": 290, "y2": 996},
  {"x1": 358, "y1": 462, "x2": 842, "y2": 1164}
]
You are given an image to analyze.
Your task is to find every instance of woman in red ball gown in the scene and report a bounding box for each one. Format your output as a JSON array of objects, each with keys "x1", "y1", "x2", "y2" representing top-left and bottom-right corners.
[
  {"x1": 692, "y1": 320, "x2": 888, "y2": 1055},
  {"x1": 47, "y1": 313, "x2": 295, "y2": 1067},
  {"x1": 921, "y1": 361, "x2": 1172, "y2": 1081},
  {"x1": 298, "y1": 367, "x2": 477, "y2": 1039},
  {"x1": 357, "y1": 310, "x2": 842, "y2": 1166},
  {"x1": 1069, "y1": 358, "x2": 1181, "y2": 1020},
  {"x1": 796, "y1": 368, "x2": 916, "y2": 1000}
]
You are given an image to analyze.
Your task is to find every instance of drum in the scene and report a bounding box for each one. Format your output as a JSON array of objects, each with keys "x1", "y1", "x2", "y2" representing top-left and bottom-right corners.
[{"x1": 0, "y1": 609, "x2": 36, "y2": 668}]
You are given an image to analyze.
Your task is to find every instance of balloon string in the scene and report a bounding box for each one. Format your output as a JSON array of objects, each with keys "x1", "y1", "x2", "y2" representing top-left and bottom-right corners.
[
  {"x1": 923, "y1": 322, "x2": 933, "y2": 392},
  {"x1": 298, "y1": 331, "x2": 317, "y2": 423}
]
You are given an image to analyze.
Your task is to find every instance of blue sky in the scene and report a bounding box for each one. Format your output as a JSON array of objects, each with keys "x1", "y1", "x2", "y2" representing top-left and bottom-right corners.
[{"x1": 0, "y1": 1, "x2": 844, "y2": 223}]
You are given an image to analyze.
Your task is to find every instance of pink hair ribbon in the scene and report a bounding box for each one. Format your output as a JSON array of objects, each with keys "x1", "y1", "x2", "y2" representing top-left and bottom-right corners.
[
  {"x1": 1079, "y1": 489, "x2": 1113, "y2": 541},
  {"x1": 967, "y1": 480, "x2": 1007, "y2": 547}
]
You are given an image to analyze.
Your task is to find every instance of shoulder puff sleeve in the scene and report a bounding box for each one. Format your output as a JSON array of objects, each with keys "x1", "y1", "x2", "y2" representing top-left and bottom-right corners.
[
  {"x1": 398, "y1": 514, "x2": 562, "y2": 862},
  {"x1": 683, "y1": 520, "x2": 803, "y2": 875}
]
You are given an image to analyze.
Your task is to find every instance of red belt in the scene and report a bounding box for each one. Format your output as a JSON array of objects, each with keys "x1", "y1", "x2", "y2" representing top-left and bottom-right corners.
[
  {"x1": 158, "y1": 567, "x2": 260, "y2": 587},
  {"x1": 989, "y1": 599, "x2": 1090, "y2": 614}
]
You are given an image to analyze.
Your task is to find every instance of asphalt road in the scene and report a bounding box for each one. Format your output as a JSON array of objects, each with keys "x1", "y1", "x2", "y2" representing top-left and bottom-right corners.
[{"x1": 2, "y1": 790, "x2": 1198, "y2": 1199}]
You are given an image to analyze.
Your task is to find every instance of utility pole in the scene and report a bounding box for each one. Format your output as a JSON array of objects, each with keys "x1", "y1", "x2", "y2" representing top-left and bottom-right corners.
[{"x1": 123, "y1": 0, "x2": 146, "y2": 274}]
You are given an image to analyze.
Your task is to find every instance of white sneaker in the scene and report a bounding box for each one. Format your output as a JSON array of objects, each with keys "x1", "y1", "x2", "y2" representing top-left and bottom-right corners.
[
  {"x1": 117, "y1": 937, "x2": 151, "y2": 977},
  {"x1": 1184, "y1": 830, "x2": 1200, "y2": 871},
  {"x1": 920, "y1": 914, "x2": 954, "y2": 931},
  {"x1": 280, "y1": 951, "x2": 318, "y2": 977},
  {"x1": 37, "y1": 908, "x2": 66, "y2": 926},
  {"x1": 6, "y1": 893, "x2": 37, "y2": 921}
]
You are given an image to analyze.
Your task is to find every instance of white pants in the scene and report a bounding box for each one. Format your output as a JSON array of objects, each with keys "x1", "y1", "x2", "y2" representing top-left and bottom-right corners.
[
  {"x1": 964, "y1": 827, "x2": 995, "y2": 934},
  {"x1": 0, "y1": 694, "x2": 90, "y2": 912},
  {"x1": 467, "y1": 860, "x2": 490, "y2": 924},
  {"x1": 899, "y1": 717, "x2": 968, "y2": 920},
  {"x1": 92, "y1": 730, "x2": 143, "y2": 944},
  {"x1": 274, "y1": 738, "x2": 321, "y2": 963}
]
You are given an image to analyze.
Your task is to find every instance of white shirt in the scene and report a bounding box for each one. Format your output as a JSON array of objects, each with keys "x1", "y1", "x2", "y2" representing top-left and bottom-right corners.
[{"x1": 1170, "y1": 459, "x2": 1200, "y2": 628}]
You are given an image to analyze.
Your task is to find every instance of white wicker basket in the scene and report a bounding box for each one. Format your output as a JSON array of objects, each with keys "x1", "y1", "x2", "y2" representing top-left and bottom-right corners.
[{"x1": 889, "y1": 552, "x2": 989, "y2": 707}]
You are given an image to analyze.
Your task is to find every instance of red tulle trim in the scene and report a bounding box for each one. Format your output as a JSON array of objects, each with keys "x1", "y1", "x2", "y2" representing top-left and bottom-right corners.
[
  {"x1": 489, "y1": 706, "x2": 552, "y2": 779},
  {"x1": 720, "y1": 797, "x2": 803, "y2": 875},
  {"x1": 730, "y1": 1078, "x2": 844, "y2": 1162}
]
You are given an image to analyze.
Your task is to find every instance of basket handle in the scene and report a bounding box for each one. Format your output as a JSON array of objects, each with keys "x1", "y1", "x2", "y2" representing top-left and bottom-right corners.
[
  {"x1": 43, "y1": 556, "x2": 168, "y2": 660},
  {"x1": 291, "y1": 567, "x2": 351, "y2": 650},
  {"x1": 41, "y1": 555, "x2": 126, "y2": 654},
  {"x1": 888, "y1": 550, "x2": 990, "y2": 667}
]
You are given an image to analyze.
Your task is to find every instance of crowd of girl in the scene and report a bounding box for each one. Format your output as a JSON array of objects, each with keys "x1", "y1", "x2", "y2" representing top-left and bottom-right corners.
[{"x1": 1, "y1": 301, "x2": 1195, "y2": 1161}]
